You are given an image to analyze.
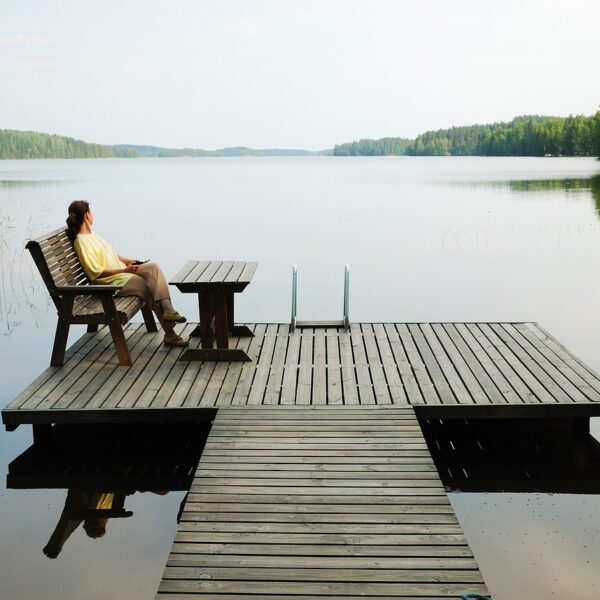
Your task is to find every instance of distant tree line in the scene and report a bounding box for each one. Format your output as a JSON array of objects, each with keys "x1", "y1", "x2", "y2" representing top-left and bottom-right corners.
[
  {"x1": 0, "y1": 130, "x2": 329, "y2": 159},
  {"x1": 0, "y1": 130, "x2": 136, "y2": 159},
  {"x1": 334, "y1": 112, "x2": 600, "y2": 157}
]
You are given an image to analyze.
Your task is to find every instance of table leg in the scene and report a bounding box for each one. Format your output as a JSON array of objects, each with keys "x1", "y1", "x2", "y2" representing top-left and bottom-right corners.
[
  {"x1": 190, "y1": 292, "x2": 215, "y2": 347},
  {"x1": 214, "y1": 288, "x2": 229, "y2": 349},
  {"x1": 226, "y1": 290, "x2": 254, "y2": 338},
  {"x1": 181, "y1": 288, "x2": 251, "y2": 362}
]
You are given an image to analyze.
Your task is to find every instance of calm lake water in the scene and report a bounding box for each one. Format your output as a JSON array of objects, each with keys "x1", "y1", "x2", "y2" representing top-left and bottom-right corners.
[{"x1": 1, "y1": 156, "x2": 600, "y2": 599}]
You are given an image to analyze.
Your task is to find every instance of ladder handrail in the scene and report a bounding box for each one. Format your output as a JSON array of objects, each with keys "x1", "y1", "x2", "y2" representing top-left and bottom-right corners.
[
  {"x1": 290, "y1": 264, "x2": 350, "y2": 332},
  {"x1": 291, "y1": 264, "x2": 298, "y2": 332},
  {"x1": 343, "y1": 264, "x2": 350, "y2": 332}
]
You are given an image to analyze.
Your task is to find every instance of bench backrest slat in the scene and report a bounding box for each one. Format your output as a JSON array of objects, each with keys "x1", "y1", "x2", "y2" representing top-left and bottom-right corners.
[{"x1": 26, "y1": 228, "x2": 91, "y2": 293}]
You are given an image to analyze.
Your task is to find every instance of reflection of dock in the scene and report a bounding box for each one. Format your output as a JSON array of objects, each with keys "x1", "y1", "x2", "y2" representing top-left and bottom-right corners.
[
  {"x1": 4, "y1": 320, "x2": 600, "y2": 598},
  {"x1": 7, "y1": 422, "x2": 208, "y2": 491},
  {"x1": 421, "y1": 417, "x2": 600, "y2": 494}
]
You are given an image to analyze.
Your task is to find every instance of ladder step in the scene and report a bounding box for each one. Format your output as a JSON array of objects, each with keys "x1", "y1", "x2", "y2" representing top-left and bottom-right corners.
[{"x1": 296, "y1": 320, "x2": 345, "y2": 328}]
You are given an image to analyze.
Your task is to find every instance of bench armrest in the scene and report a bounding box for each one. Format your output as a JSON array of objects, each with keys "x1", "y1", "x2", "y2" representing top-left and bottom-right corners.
[{"x1": 54, "y1": 285, "x2": 121, "y2": 295}]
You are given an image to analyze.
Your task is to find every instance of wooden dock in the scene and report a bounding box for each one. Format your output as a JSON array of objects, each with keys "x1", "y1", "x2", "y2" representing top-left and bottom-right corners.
[
  {"x1": 3, "y1": 321, "x2": 600, "y2": 429},
  {"x1": 6, "y1": 320, "x2": 600, "y2": 598},
  {"x1": 159, "y1": 405, "x2": 489, "y2": 599}
]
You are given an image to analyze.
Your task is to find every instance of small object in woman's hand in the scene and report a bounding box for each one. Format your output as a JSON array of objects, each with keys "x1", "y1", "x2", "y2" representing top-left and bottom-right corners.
[{"x1": 133, "y1": 259, "x2": 149, "y2": 265}]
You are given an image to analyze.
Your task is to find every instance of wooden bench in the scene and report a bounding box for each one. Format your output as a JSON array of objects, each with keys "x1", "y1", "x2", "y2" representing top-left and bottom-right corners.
[{"x1": 27, "y1": 227, "x2": 157, "y2": 367}]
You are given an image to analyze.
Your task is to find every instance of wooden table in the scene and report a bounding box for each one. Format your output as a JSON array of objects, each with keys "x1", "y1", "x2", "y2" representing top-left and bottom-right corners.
[{"x1": 170, "y1": 260, "x2": 258, "y2": 362}]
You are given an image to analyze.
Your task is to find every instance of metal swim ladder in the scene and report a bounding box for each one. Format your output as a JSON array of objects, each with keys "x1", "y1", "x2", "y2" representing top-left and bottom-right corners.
[{"x1": 290, "y1": 264, "x2": 350, "y2": 333}]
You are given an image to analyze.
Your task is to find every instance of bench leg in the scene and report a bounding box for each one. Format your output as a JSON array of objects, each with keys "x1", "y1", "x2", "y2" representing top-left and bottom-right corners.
[
  {"x1": 87, "y1": 324, "x2": 99, "y2": 333},
  {"x1": 51, "y1": 296, "x2": 74, "y2": 366},
  {"x1": 51, "y1": 319, "x2": 71, "y2": 366},
  {"x1": 101, "y1": 296, "x2": 132, "y2": 366},
  {"x1": 142, "y1": 305, "x2": 158, "y2": 332}
]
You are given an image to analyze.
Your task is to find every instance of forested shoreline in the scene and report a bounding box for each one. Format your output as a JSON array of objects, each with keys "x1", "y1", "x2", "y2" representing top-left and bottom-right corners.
[
  {"x1": 0, "y1": 130, "x2": 137, "y2": 159},
  {"x1": 334, "y1": 113, "x2": 600, "y2": 157},
  {"x1": 0, "y1": 130, "x2": 324, "y2": 159},
  {"x1": 2, "y1": 112, "x2": 600, "y2": 159}
]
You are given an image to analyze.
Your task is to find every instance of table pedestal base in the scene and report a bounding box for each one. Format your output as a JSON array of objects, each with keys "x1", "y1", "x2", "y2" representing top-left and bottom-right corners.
[
  {"x1": 189, "y1": 324, "x2": 254, "y2": 338},
  {"x1": 179, "y1": 348, "x2": 251, "y2": 362},
  {"x1": 229, "y1": 325, "x2": 255, "y2": 337}
]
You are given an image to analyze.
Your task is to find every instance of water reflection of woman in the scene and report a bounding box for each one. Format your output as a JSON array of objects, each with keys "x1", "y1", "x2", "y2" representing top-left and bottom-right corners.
[
  {"x1": 43, "y1": 490, "x2": 116, "y2": 558},
  {"x1": 66, "y1": 200, "x2": 188, "y2": 347}
]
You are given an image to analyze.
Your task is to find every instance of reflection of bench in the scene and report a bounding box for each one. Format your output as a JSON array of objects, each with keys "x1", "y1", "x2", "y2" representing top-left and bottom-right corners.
[
  {"x1": 27, "y1": 227, "x2": 157, "y2": 367},
  {"x1": 70, "y1": 491, "x2": 133, "y2": 518}
]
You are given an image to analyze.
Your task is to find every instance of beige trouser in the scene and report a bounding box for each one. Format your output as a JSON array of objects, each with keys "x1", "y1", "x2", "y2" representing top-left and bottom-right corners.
[{"x1": 117, "y1": 262, "x2": 173, "y2": 331}]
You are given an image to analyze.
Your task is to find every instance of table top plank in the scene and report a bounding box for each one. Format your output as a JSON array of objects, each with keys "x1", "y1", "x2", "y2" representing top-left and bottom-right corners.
[
  {"x1": 171, "y1": 260, "x2": 200, "y2": 284},
  {"x1": 224, "y1": 261, "x2": 247, "y2": 283},
  {"x1": 239, "y1": 262, "x2": 258, "y2": 283},
  {"x1": 181, "y1": 260, "x2": 211, "y2": 285},
  {"x1": 196, "y1": 261, "x2": 223, "y2": 283},
  {"x1": 171, "y1": 260, "x2": 258, "y2": 290},
  {"x1": 211, "y1": 261, "x2": 235, "y2": 283}
]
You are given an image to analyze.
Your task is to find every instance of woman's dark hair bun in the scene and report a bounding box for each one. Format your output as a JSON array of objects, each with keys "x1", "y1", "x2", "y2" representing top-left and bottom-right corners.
[{"x1": 66, "y1": 200, "x2": 90, "y2": 242}]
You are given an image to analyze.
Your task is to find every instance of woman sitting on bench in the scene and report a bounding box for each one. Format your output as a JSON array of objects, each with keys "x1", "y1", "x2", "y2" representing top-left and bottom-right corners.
[{"x1": 67, "y1": 200, "x2": 188, "y2": 347}]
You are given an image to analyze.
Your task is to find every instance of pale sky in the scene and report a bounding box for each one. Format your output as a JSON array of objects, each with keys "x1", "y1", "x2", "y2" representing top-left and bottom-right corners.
[{"x1": 1, "y1": 0, "x2": 598, "y2": 150}]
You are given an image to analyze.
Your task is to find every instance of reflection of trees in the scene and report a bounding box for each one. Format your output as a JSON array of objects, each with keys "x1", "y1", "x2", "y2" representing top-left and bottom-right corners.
[
  {"x1": 459, "y1": 174, "x2": 600, "y2": 219},
  {"x1": 507, "y1": 175, "x2": 600, "y2": 217},
  {"x1": 508, "y1": 177, "x2": 597, "y2": 193},
  {"x1": 0, "y1": 180, "x2": 62, "y2": 188},
  {"x1": 591, "y1": 175, "x2": 600, "y2": 215}
]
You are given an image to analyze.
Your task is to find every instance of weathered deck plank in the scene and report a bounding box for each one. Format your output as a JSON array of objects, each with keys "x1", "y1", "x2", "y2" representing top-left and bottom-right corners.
[
  {"x1": 157, "y1": 405, "x2": 488, "y2": 599},
  {"x1": 4, "y1": 322, "x2": 600, "y2": 427}
]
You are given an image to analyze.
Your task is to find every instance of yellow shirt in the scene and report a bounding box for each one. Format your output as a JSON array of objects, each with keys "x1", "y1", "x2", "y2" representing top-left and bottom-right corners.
[{"x1": 74, "y1": 232, "x2": 132, "y2": 286}]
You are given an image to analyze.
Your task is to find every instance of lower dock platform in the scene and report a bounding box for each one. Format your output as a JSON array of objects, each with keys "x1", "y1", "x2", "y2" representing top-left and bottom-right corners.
[{"x1": 159, "y1": 405, "x2": 489, "y2": 599}]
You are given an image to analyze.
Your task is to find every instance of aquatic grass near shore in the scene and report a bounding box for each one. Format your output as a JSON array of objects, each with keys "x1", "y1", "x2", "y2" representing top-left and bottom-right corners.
[{"x1": 0, "y1": 210, "x2": 51, "y2": 336}]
